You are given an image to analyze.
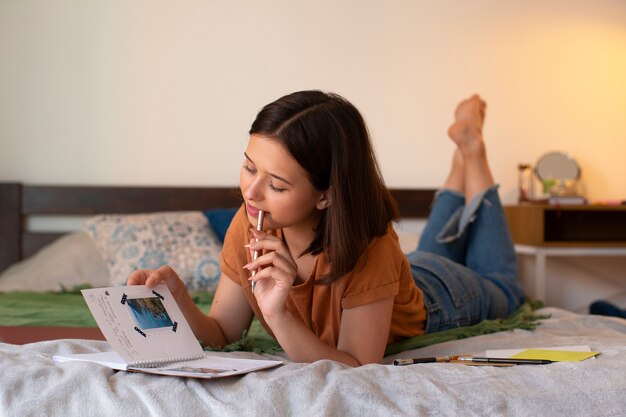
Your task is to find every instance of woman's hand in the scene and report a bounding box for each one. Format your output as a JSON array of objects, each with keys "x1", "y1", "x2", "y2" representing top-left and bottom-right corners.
[
  {"x1": 127, "y1": 265, "x2": 187, "y2": 304},
  {"x1": 128, "y1": 266, "x2": 243, "y2": 348},
  {"x1": 244, "y1": 228, "x2": 298, "y2": 319}
]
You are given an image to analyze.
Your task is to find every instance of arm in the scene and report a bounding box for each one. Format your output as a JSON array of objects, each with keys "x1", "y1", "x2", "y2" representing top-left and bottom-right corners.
[
  {"x1": 246, "y1": 229, "x2": 394, "y2": 366},
  {"x1": 128, "y1": 266, "x2": 254, "y2": 348},
  {"x1": 266, "y1": 296, "x2": 394, "y2": 366}
]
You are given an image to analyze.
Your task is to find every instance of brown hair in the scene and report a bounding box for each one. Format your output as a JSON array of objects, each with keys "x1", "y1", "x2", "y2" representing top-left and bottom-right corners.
[{"x1": 249, "y1": 90, "x2": 399, "y2": 283}]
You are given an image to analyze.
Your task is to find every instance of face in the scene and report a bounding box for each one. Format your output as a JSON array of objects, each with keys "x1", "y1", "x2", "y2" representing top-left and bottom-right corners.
[{"x1": 239, "y1": 134, "x2": 326, "y2": 232}]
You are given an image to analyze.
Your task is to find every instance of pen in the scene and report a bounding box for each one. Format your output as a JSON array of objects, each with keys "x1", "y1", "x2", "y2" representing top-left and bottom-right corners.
[
  {"x1": 393, "y1": 356, "x2": 453, "y2": 366},
  {"x1": 456, "y1": 356, "x2": 553, "y2": 365},
  {"x1": 251, "y1": 210, "x2": 265, "y2": 294},
  {"x1": 393, "y1": 356, "x2": 554, "y2": 366}
]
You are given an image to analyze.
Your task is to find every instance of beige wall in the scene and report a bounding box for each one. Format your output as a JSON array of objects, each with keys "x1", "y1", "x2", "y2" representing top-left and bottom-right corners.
[
  {"x1": 1, "y1": 1, "x2": 625, "y2": 202},
  {"x1": 1, "y1": 1, "x2": 625, "y2": 311}
]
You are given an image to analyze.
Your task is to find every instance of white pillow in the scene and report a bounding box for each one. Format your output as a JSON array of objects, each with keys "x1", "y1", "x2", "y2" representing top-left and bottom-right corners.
[
  {"x1": 83, "y1": 211, "x2": 222, "y2": 290},
  {"x1": 0, "y1": 231, "x2": 110, "y2": 292}
]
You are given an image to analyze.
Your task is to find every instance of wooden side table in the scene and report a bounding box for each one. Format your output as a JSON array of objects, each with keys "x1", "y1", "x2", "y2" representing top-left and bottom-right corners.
[
  {"x1": 504, "y1": 204, "x2": 626, "y2": 247},
  {"x1": 504, "y1": 204, "x2": 626, "y2": 302}
]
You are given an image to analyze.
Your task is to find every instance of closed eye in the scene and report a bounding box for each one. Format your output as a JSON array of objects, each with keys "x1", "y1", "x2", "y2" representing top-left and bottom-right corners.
[
  {"x1": 244, "y1": 164, "x2": 286, "y2": 192},
  {"x1": 243, "y1": 164, "x2": 257, "y2": 174},
  {"x1": 269, "y1": 182, "x2": 286, "y2": 193}
]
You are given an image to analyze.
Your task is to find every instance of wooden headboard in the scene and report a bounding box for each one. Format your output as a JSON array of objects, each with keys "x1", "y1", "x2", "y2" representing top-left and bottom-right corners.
[{"x1": 0, "y1": 182, "x2": 436, "y2": 272}]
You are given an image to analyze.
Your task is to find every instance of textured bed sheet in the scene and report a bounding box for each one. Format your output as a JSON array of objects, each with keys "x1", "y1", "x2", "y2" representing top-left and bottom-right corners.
[{"x1": 1, "y1": 307, "x2": 625, "y2": 417}]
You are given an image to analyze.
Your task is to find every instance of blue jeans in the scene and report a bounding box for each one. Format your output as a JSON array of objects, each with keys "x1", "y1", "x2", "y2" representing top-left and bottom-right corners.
[{"x1": 405, "y1": 186, "x2": 525, "y2": 333}]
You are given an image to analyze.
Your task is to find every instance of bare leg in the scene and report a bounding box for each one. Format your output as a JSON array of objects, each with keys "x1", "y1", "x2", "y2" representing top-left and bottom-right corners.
[
  {"x1": 447, "y1": 95, "x2": 495, "y2": 202},
  {"x1": 442, "y1": 149, "x2": 465, "y2": 195}
]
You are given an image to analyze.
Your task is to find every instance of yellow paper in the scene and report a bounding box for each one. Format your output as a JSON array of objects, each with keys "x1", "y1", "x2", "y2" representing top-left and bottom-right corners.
[{"x1": 510, "y1": 349, "x2": 599, "y2": 362}]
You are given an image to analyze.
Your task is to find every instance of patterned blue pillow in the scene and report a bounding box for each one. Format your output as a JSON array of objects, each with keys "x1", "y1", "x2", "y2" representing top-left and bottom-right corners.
[
  {"x1": 84, "y1": 211, "x2": 222, "y2": 290},
  {"x1": 202, "y1": 207, "x2": 239, "y2": 244}
]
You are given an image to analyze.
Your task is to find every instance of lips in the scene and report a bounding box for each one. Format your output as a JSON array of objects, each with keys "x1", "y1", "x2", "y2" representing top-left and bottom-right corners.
[{"x1": 246, "y1": 203, "x2": 260, "y2": 217}]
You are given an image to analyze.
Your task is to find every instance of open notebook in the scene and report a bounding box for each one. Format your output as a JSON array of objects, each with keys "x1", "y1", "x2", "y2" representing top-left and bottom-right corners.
[{"x1": 53, "y1": 284, "x2": 282, "y2": 379}]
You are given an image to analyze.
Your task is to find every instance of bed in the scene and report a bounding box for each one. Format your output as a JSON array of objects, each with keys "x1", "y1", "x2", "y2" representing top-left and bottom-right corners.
[{"x1": 1, "y1": 182, "x2": 625, "y2": 416}]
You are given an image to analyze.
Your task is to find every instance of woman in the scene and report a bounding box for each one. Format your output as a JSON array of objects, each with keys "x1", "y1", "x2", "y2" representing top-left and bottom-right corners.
[{"x1": 128, "y1": 91, "x2": 524, "y2": 366}]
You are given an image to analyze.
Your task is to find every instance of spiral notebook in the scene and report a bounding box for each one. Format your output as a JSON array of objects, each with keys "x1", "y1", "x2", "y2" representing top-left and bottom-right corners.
[{"x1": 53, "y1": 285, "x2": 282, "y2": 379}]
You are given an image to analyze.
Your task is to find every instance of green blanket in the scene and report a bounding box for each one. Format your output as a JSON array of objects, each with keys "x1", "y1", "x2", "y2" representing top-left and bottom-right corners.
[{"x1": 0, "y1": 289, "x2": 547, "y2": 356}]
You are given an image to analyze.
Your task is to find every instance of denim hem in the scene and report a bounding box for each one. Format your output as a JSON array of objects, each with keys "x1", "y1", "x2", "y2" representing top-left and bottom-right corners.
[{"x1": 436, "y1": 184, "x2": 500, "y2": 244}]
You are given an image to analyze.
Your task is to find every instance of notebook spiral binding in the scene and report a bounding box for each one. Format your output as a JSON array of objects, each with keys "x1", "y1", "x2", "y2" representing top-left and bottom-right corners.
[{"x1": 129, "y1": 353, "x2": 206, "y2": 369}]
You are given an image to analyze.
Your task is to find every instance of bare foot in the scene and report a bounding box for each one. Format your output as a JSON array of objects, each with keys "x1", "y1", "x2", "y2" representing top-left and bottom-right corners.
[
  {"x1": 447, "y1": 94, "x2": 487, "y2": 157},
  {"x1": 447, "y1": 95, "x2": 495, "y2": 200}
]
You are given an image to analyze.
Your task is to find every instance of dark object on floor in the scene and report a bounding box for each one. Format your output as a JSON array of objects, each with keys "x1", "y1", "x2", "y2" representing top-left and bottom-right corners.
[{"x1": 589, "y1": 300, "x2": 626, "y2": 319}]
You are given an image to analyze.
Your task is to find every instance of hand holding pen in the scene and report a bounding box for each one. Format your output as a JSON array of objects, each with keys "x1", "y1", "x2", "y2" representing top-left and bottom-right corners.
[{"x1": 244, "y1": 211, "x2": 299, "y2": 318}]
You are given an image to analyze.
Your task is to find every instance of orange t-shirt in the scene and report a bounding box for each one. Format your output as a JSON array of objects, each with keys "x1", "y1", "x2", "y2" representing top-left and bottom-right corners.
[{"x1": 219, "y1": 206, "x2": 427, "y2": 347}]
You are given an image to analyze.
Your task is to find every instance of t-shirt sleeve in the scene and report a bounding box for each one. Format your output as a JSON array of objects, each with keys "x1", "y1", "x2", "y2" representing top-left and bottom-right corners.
[
  {"x1": 340, "y1": 230, "x2": 404, "y2": 309},
  {"x1": 219, "y1": 204, "x2": 248, "y2": 285}
]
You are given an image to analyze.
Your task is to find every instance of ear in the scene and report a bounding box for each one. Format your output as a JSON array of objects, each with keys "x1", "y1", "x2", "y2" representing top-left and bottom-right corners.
[{"x1": 316, "y1": 189, "x2": 332, "y2": 210}]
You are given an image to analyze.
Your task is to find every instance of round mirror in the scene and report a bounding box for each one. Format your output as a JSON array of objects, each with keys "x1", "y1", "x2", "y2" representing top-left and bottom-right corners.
[{"x1": 534, "y1": 151, "x2": 580, "y2": 182}]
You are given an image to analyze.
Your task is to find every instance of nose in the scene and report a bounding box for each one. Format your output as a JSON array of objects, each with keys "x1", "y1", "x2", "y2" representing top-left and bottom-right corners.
[{"x1": 243, "y1": 176, "x2": 264, "y2": 203}]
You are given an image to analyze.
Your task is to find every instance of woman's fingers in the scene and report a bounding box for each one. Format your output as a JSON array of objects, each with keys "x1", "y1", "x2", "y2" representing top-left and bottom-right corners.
[
  {"x1": 248, "y1": 229, "x2": 294, "y2": 262},
  {"x1": 245, "y1": 251, "x2": 295, "y2": 281},
  {"x1": 127, "y1": 269, "x2": 155, "y2": 286},
  {"x1": 245, "y1": 240, "x2": 297, "y2": 273},
  {"x1": 127, "y1": 265, "x2": 183, "y2": 292},
  {"x1": 247, "y1": 263, "x2": 296, "y2": 293},
  {"x1": 244, "y1": 232, "x2": 297, "y2": 287}
]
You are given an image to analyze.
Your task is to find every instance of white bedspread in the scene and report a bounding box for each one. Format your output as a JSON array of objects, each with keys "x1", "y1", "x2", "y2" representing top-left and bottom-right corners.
[{"x1": 2, "y1": 307, "x2": 626, "y2": 417}]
